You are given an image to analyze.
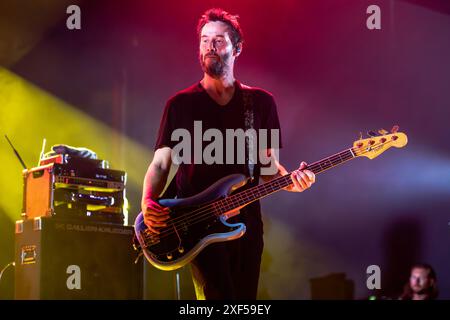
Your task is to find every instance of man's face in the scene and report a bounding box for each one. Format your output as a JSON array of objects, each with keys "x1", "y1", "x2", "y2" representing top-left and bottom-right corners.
[
  {"x1": 409, "y1": 268, "x2": 433, "y2": 294},
  {"x1": 199, "y1": 21, "x2": 236, "y2": 78}
]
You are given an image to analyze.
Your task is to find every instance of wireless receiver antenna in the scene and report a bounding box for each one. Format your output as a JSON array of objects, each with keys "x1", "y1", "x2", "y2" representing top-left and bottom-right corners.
[
  {"x1": 4, "y1": 135, "x2": 28, "y2": 170},
  {"x1": 38, "y1": 138, "x2": 46, "y2": 166}
]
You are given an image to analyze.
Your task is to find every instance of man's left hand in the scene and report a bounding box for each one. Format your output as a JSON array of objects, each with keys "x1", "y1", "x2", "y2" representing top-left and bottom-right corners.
[{"x1": 286, "y1": 161, "x2": 316, "y2": 192}]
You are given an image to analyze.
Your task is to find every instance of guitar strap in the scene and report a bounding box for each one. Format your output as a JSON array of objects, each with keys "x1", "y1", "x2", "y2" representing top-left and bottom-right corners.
[
  {"x1": 161, "y1": 174, "x2": 178, "y2": 199},
  {"x1": 242, "y1": 89, "x2": 255, "y2": 181}
]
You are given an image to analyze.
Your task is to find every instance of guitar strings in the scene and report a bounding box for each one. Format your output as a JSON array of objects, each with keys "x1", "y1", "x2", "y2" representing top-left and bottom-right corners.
[
  {"x1": 139, "y1": 143, "x2": 373, "y2": 244},
  {"x1": 139, "y1": 147, "x2": 359, "y2": 244},
  {"x1": 141, "y1": 153, "x2": 351, "y2": 247},
  {"x1": 140, "y1": 153, "x2": 353, "y2": 245},
  {"x1": 139, "y1": 140, "x2": 392, "y2": 245},
  {"x1": 137, "y1": 147, "x2": 354, "y2": 231},
  {"x1": 143, "y1": 149, "x2": 355, "y2": 242}
]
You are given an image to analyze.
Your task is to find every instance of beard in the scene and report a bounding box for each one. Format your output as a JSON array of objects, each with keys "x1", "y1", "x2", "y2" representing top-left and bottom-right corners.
[
  {"x1": 199, "y1": 52, "x2": 230, "y2": 78},
  {"x1": 412, "y1": 286, "x2": 428, "y2": 294}
]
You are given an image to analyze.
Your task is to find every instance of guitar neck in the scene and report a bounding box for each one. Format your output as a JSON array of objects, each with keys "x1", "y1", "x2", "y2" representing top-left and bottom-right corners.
[{"x1": 216, "y1": 147, "x2": 356, "y2": 213}]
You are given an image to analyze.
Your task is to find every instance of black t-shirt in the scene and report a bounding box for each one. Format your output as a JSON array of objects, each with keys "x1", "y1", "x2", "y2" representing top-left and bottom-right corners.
[{"x1": 155, "y1": 80, "x2": 282, "y2": 202}]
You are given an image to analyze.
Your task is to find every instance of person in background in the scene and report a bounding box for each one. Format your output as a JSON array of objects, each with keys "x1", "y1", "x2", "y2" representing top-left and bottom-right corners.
[{"x1": 399, "y1": 263, "x2": 438, "y2": 300}]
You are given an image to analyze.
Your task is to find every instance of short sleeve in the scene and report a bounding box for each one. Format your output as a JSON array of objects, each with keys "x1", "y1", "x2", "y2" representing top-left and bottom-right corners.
[
  {"x1": 262, "y1": 93, "x2": 283, "y2": 149},
  {"x1": 154, "y1": 99, "x2": 178, "y2": 151}
]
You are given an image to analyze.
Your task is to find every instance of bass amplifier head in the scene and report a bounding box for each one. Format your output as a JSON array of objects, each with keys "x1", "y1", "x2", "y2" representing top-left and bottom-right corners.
[{"x1": 22, "y1": 162, "x2": 127, "y2": 224}]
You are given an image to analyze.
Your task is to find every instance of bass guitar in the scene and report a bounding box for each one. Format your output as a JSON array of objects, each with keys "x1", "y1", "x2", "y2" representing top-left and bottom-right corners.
[{"x1": 134, "y1": 127, "x2": 407, "y2": 270}]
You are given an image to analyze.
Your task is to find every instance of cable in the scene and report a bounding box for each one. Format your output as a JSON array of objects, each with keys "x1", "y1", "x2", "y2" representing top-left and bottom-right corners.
[{"x1": 0, "y1": 262, "x2": 15, "y2": 284}]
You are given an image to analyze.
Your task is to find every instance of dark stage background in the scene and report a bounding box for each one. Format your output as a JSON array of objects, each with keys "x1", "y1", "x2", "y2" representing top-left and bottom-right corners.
[{"x1": 1, "y1": 0, "x2": 449, "y2": 299}]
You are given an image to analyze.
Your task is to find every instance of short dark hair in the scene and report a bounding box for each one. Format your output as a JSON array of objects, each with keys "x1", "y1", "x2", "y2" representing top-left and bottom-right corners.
[{"x1": 197, "y1": 8, "x2": 244, "y2": 51}]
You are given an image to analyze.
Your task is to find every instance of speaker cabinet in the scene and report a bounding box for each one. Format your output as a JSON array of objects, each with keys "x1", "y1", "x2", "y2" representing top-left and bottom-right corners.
[{"x1": 14, "y1": 217, "x2": 143, "y2": 299}]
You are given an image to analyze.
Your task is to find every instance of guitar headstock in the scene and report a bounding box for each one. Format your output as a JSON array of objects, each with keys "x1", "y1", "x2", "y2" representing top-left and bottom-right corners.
[{"x1": 353, "y1": 126, "x2": 408, "y2": 159}]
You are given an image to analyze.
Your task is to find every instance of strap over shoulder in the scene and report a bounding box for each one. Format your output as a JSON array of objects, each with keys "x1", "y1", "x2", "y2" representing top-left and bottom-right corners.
[{"x1": 242, "y1": 88, "x2": 255, "y2": 181}]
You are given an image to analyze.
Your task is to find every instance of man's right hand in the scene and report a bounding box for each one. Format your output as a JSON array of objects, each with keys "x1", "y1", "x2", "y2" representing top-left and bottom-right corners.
[{"x1": 142, "y1": 199, "x2": 170, "y2": 234}]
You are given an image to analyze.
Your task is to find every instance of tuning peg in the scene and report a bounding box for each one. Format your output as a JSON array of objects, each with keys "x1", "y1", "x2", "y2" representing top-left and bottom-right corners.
[
  {"x1": 378, "y1": 129, "x2": 388, "y2": 135},
  {"x1": 367, "y1": 130, "x2": 378, "y2": 137},
  {"x1": 358, "y1": 132, "x2": 363, "y2": 140},
  {"x1": 391, "y1": 125, "x2": 399, "y2": 133}
]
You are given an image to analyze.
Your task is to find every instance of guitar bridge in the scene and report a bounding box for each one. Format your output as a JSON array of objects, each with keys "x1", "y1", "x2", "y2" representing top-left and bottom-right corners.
[{"x1": 140, "y1": 229, "x2": 160, "y2": 246}]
